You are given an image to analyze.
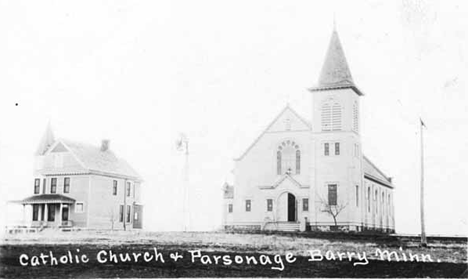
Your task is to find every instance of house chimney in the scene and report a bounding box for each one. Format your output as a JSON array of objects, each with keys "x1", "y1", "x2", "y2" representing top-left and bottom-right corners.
[{"x1": 101, "y1": 139, "x2": 110, "y2": 151}]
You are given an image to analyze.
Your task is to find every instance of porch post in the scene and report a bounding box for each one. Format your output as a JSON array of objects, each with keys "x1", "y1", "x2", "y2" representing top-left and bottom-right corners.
[
  {"x1": 44, "y1": 203, "x2": 48, "y2": 225},
  {"x1": 22, "y1": 204, "x2": 26, "y2": 225},
  {"x1": 59, "y1": 203, "x2": 63, "y2": 226}
]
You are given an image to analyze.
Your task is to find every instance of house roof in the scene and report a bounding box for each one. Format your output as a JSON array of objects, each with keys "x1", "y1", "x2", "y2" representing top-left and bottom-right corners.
[
  {"x1": 19, "y1": 194, "x2": 75, "y2": 204},
  {"x1": 35, "y1": 122, "x2": 55, "y2": 156},
  {"x1": 363, "y1": 156, "x2": 393, "y2": 188},
  {"x1": 58, "y1": 139, "x2": 142, "y2": 181},
  {"x1": 309, "y1": 29, "x2": 364, "y2": 96}
]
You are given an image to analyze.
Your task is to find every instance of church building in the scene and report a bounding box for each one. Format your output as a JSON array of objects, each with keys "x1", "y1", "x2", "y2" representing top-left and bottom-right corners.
[{"x1": 223, "y1": 29, "x2": 395, "y2": 233}]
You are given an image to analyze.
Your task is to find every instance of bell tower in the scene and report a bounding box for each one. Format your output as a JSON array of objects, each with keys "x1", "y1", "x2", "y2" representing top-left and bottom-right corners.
[{"x1": 309, "y1": 28, "x2": 364, "y2": 230}]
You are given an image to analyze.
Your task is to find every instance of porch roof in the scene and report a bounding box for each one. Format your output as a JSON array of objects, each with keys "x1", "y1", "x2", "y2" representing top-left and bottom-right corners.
[{"x1": 19, "y1": 194, "x2": 76, "y2": 205}]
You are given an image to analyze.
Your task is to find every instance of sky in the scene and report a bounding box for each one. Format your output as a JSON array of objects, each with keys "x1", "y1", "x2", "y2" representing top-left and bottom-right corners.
[{"x1": 0, "y1": 0, "x2": 467, "y2": 235}]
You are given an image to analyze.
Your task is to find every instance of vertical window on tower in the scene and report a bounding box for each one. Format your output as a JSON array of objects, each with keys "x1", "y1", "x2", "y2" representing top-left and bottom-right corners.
[
  {"x1": 328, "y1": 184, "x2": 337, "y2": 206},
  {"x1": 267, "y1": 199, "x2": 273, "y2": 211},
  {"x1": 321, "y1": 99, "x2": 342, "y2": 131},
  {"x1": 303, "y1": 198, "x2": 309, "y2": 211},
  {"x1": 51, "y1": 178, "x2": 57, "y2": 194},
  {"x1": 324, "y1": 143, "x2": 330, "y2": 156},
  {"x1": 34, "y1": 179, "x2": 40, "y2": 194},
  {"x1": 276, "y1": 151, "x2": 282, "y2": 175},
  {"x1": 228, "y1": 204, "x2": 233, "y2": 213},
  {"x1": 295, "y1": 150, "x2": 301, "y2": 174},
  {"x1": 335, "y1": 143, "x2": 340, "y2": 155},
  {"x1": 245, "y1": 200, "x2": 251, "y2": 212},
  {"x1": 353, "y1": 101, "x2": 359, "y2": 132}
]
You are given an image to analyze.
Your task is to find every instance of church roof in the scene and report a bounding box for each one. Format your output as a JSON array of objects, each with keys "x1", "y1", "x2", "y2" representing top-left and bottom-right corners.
[
  {"x1": 35, "y1": 122, "x2": 55, "y2": 155},
  {"x1": 310, "y1": 29, "x2": 364, "y2": 96},
  {"x1": 363, "y1": 156, "x2": 393, "y2": 188}
]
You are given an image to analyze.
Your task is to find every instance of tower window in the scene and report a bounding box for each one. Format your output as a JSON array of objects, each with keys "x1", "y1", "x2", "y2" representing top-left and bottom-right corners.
[
  {"x1": 324, "y1": 143, "x2": 330, "y2": 156},
  {"x1": 353, "y1": 101, "x2": 359, "y2": 132},
  {"x1": 228, "y1": 204, "x2": 233, "y2": 213},
  {"x1": 245, "y1": 200, "x2": 251, "y2": 212},
  {"x1": 321, "y1": 99, "x2": 342, "y2": 131},
  {"x1": 328, "y1": 184, "x2": 337, "y2": 206},
  {"x1": 335, "y1": 143, "x2": 340, "y2": 155}
]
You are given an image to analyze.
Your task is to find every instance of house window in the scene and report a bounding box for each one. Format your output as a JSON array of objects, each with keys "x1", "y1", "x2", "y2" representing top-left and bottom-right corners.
[
  {"x1": 34, "y1": 179, "x2": 40, "y2": 194},
  {"x1": 367, "y1": 187, "x2": 371, "y2": 212},
  {"x1": 324, "y1": 143, "x2": 329, "y2": 156},
  {"x1": 32, "y1": 204, "x2": 39, "y2": 221},
  {"x1": 126, "y1": 182, "x2": 131, "y2": 197},
  {"x1": 50, "y1": 178, "x2": 57, "y2": 194},
  {"x1": 133, "y1": 184, "x2": 136, "y2": 198},
  {"x1": 47, "y1": 204, "x2": 55, "y2": 222},
  {"x1": 245, "y1": 200, "x2": 251, "y2": 212},
  {"x1": 75, "y1": 202, "x2": 84, "y2": 213},
  {"x1": 42, "y1": 178, "x2": 46, "y2": 194},
  {"x1": 228, "y1": 204, "x2": 233, "y2": 213},
  {"x1": 303, "y1": 198, "x2": 309, "y2": 211},
  {"x1": 335, "y1": 142, "x2": 340, "y2": 155},
  {"x1": 63, "y1": 177, "x2": 70, "y2": 193},
  {"x1": 328, "y1": 184, "x2": 337, "y2": 206},
  {"x1": 355, "y1": 185, "x2": 359, "y2": 207},
  {"x1": 277, "y1": 141, "x2": 300, "y2": 175},
  {"x1": 126, "y1": 205, "x2": 131, "y2": 223},
  {"x1": 113, "y1": 180, "x2": 118, "y2": 195},
  {"x1": 119, "y1": 205, "x2": 124, "y2": 222},
  {"x1": 267, "y1": 199, "x2": 273, "y2": 211}
]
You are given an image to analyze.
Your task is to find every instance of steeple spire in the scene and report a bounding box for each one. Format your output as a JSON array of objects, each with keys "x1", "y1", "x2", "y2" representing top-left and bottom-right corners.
[
  {"x1": 310, "y1": 28, "x2": 363, "y2": 96},
  {"x1": 35, "y1": 122, "x2": 55, "y2": 155}
]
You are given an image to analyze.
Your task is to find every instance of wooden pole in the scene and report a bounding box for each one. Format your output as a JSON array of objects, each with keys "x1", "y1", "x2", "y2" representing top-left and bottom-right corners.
[
  {"x1": 420, "y1": 119, "x2": 427, "y2": 246},
  {"x1": 183, "y1": 141, "x2": 189, "y2": 232}
]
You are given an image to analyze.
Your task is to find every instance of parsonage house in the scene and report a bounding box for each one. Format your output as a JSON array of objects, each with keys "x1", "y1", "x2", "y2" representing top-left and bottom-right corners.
[
  {"x1": 17, "y1": 125, "x2": 143, "y2": 230},
  {"x1": 223, "y1": 29, "x2": 395, "y2": 233}
]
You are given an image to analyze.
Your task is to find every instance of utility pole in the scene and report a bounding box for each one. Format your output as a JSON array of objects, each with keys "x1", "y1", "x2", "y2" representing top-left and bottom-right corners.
[
  {"x1": 420, "y1": 118, "x2": 427, "y2": 247},
  {"x1": 176, "y1": 133, "x2": 189, "y2": 232}
]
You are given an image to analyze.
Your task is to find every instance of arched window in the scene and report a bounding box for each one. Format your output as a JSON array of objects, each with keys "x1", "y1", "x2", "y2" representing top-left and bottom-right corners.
[
  {"x1": 277, "y1": 140, "x2": 300, "y2": 175},
  {"x1": 321, "y1": 98, "x2": 342, "y2": 131},
  {"x1": 353, "y1": 101, "x2": 359, "y2": 132}
]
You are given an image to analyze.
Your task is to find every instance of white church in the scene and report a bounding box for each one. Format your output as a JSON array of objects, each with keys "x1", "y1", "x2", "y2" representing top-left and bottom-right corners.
[{"x1": 223, "y1": 29, "x2": 395, "y2": 233}]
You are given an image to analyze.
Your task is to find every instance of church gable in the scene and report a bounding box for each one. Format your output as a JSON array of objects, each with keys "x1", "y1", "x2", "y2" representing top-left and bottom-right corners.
[
  {"x1": 266, "y1": 106, "x2": 311, "y2": 133},
  {"x1": 259, "y1": 174, "x2": 309, "y2": 190},
  {"x1": 50, "y1": 142, "x2": 68, "y2": 153}
]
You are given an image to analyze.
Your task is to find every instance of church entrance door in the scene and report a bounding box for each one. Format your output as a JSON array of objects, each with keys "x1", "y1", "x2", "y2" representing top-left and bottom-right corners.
[{"x1": 287, "y1": 193, "x2": 296, "y2": 222}]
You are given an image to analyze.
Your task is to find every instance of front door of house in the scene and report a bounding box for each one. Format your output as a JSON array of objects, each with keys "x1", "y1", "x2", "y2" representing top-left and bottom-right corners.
[
  {"x1": 133, "y1": 205, "x2": 143, "y2": 229},
  {"x1": 62, "y1": 205, "x2": 69, "y2": 221}
]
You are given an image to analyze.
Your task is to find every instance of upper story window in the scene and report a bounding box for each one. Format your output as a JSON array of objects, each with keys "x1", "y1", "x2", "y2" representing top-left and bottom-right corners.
[
  {"x1": 113, "y1": 180, "x2": 118, "y2": 195},
  {"x1": 375, "y1": 189, "x2": 378, "y2": 214},
  {"x1": 51, "y1": 178, "x2": 57, "y2": 194},
  {"x1": 277, "y1": 140, "x2": 300, "y2": 175},
  {"x1": 324, "y1": 142, "x2": 340, "y2": 156},
  {"x1": 63, "y1": 177, "x2": 70, "y2": 193},
  {"x1": 335, "y1": 143, "x2": 340, "y2": 155},
  {"x1": 228, "y1": 204, "x2": 233, "y2": 213},
  {"x1": 321, "y1": 98, "x2": 342, "y2": 131},
  {"x1": 353, "y1": 101, "x2": 359, "y2": 133},
  {"x1": 42, "y1": 178, "x2": 46, "y2": 194},
  {"x1": 126, "y1": 182, "x2": 131, "y2": 197},
  {"x1": 34, "y1": 179, "x2": 40, "y2": 194},
  {"x1": 324, "y1": 143, "x2": 330, "y2": 156},
  {"x1": 355, "y1": 185, "x2": 359, "y2": 207}
]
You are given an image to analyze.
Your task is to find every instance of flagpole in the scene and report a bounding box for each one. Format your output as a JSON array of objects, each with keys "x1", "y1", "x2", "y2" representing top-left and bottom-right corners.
[
  {"x1": 183, "y1": 140, "x2": 189, "y2": 232},
  {"x1": 420, "y1": 119, "x2": 427, "y2": 247}
]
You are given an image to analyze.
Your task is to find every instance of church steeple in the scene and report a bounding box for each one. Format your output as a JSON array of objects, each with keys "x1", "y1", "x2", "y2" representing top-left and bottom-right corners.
[
  {"x1": 35, "y1": 122, "x2": 55, "y2": 155},
  {"x1": 310, "y1": 28, "x2": 363, "y2": 96}
]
